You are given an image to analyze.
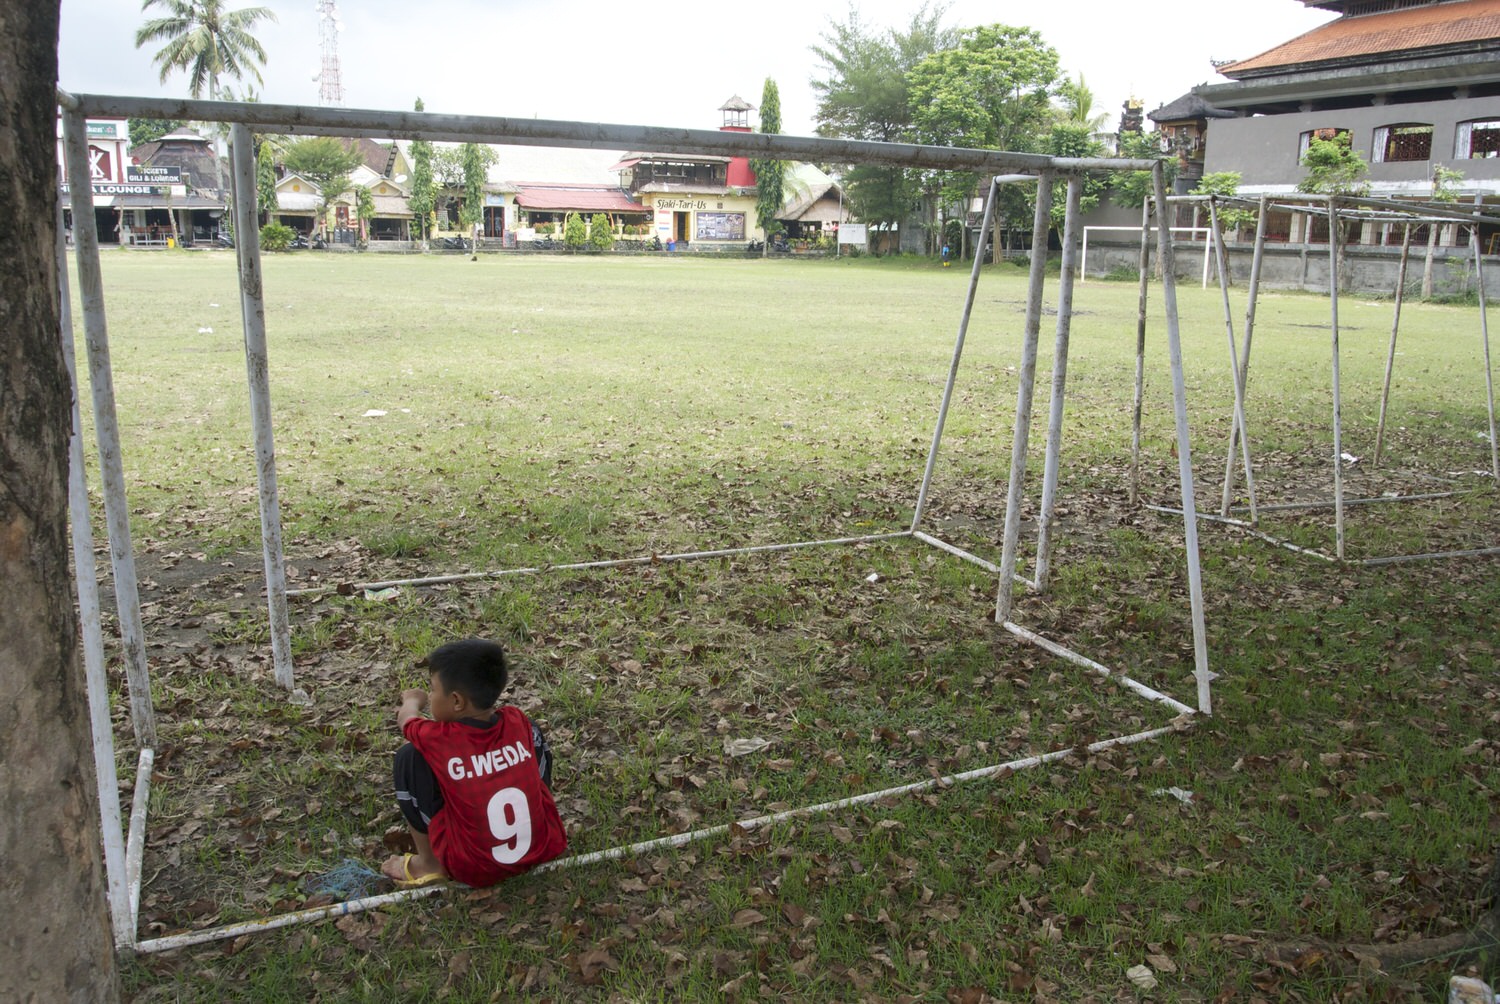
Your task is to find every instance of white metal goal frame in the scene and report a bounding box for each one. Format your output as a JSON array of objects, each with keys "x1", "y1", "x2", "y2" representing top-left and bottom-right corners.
[
  {"x1": 57, "y1": 90, "x2": 1209, "y2": 953},
  {"x1": 1135, "y1": 191, "x2": 1500, "y2": 566},
  {"x1": 1080, "y1": 224, "x2": 1214, "y2": 288}
]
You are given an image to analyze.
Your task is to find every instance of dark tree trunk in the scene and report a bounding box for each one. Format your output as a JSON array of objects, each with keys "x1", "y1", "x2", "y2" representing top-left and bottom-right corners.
[{"x1": 0, "y1": 2, "x2": 122, "y2": 1000}]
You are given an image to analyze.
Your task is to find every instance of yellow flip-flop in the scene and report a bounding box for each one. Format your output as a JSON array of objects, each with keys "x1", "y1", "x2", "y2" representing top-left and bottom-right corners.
[{"x1": 393, "y1": 854, "x2": 445, "y2": 889}]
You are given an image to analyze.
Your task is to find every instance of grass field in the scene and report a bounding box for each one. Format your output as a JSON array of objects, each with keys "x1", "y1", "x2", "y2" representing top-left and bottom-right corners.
[{"x1": 70, "y1": 249, "x2": 1499, "y2": 1001}]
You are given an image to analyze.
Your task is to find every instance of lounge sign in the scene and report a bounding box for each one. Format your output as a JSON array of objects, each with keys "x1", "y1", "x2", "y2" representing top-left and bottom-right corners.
[
  {"x1": 126, "y1": 165, "x2": 183, "y2": 184},
  {"x1": 61, "y1": 183, "x2": 163, "y2": 196}
]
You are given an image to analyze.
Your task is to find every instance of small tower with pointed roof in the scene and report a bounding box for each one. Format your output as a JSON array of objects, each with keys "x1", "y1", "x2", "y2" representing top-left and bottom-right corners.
[{"x1": 720, "y1": 94, "x2": 758, "y2": 188}]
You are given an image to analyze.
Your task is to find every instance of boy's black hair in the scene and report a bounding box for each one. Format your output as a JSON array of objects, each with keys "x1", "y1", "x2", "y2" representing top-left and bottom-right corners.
[{"x1": 427, "y1": 639, "x2": 507, "y2": 709}]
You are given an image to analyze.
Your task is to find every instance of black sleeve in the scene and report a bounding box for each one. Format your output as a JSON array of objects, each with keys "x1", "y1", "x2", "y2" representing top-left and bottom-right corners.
[{"x1": 531, "y1": 722, "x2": 554, "y2": 789}]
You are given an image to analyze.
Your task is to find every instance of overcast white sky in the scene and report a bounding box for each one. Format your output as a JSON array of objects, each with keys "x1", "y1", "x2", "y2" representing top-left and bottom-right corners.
[{"x1": 59, "y1": 0, "x2": 1334, "y2": 137}]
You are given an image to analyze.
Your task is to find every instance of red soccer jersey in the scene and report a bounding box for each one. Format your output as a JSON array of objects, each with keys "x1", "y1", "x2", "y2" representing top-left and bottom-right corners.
[{"x1": 403, "y1": 706, "x2": 568, "y2": 887}]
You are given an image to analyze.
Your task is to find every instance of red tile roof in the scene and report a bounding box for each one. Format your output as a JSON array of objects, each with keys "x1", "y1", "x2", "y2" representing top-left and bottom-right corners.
[
  {"x1": 513, "y1": 186, "x2": 646, "y2": 213},
  {"x1": 1221, "y1": 0, "x2": 1500, "y2": 74}
]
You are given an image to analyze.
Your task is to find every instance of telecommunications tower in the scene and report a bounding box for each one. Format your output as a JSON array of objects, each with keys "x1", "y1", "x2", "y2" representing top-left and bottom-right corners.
[{"x1": 313, "y1": 0, "x2": 344, "y2": 106}]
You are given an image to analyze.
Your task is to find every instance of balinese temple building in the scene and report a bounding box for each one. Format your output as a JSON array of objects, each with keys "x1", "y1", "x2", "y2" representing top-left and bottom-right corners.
[{"x1": 1195, "y1": 0, "x2": 1500, "y2": 243}]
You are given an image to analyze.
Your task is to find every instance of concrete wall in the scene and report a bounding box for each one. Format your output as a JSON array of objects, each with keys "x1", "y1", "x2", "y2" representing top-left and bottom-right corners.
[
  {"x1": 1082, "y1": 238, "x2": 1484, "y2": 296},
  {"x1": 1205, "y1": 96, "x2": 1500, "y2": 193}
]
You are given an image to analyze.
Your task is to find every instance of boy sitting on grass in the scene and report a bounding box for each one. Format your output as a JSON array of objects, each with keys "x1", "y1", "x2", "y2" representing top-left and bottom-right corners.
[{"x1": 381, "y1": 639, "x2": 567, "y2": 887}]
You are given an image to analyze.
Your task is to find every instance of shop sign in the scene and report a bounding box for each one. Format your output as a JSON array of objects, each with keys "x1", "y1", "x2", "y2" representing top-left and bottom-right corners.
[
  {"x1": 86, "y1": 120, "x2": 126, "y2": 140},
  {"x1": 61, "y1": 183, "x2": 164, "y2": 196},
  {"x1": 838, "y1": 223, "x2": 868, "y2": 244},
  {"x1": 126, "y1": 165, "x2": 183, "y2": 184},
  {"x1": 655, "y1": 198, "x2": 709, "y2": 210},
  {"x1": 89, "y1": 145, "x2": 114, "y2": 181}
]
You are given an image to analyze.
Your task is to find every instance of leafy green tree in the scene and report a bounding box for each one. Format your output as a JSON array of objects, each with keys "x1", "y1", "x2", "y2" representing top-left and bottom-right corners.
[
  {"x1": 908, "y1": 25, "x2": 1059, "y2": 153},
  {"x1": 128, "y1": 117, "x2": 182, "y2": 148},
  {"x1": 1297, "y1": 132, "x2": 1369, "y2": 196},
  {"x1": 563, "y1": 211, "x2": 587, "y2": 249},
  {"x1": 134, "y1": 0, "x2": 277, "y2": 100},
  {"x1": 353, "y1": 184, "x2": 374, "y2": 242},
  {"x1": 431, "y1": 146, "x2": 465, "y2": 191},
  {"x1": 459, "y1": 142, "x2": 492, "y2": 231},
  {"x1": 1110, "y1": 129, "x2": 1173, "y2": 209},
  {"x1": 1192, "y1": 171, "x2": 1257, "y2": 232},
  {"x1": 1044, "y1": 122, "x2": 1106, "y2": 228},
  {"x1": 809, "y1": 4, "x2": 955, "y2": 242},
  {"x1": 811, "y1": 4, "x2": 955, "y2": 142},
  {"x1": 908, "y1": 24, "x2": 1060, "y2": 257},
  {"x1": 589, "y1": 213, "x2": 614, "y2": 250},
  {"x1": 281, "y1": 136, "x2": 363, "y2": 231},
  {"x1": 431, "y1": 146, "x2": 465, "y2": 228},
  {"x1": 1298, "y1": 133, "x2": 1369, "y2": 290},
  {"x1": 409, "y1": 98, "x2": 435, "y2": 242},
  {"x1": 1431, "y1": 164, "x2": 1464, "y2": 201},
  {"x1": 751, "y1": 78, "x2": 786, "y2": 257},
  {"x1": 256, "y1": 137, "x2": 276, "y2": 224}
]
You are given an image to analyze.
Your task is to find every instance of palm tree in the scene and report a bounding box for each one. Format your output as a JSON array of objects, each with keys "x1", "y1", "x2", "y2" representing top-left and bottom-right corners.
[
  {"x1": 1056, "y1": 75, "x2": 1108, "y2": 131},
  {"x1": 134, "y1": 0, "x2": 278, "y2": 101},
  {"x1": 135, "y1": 0, "x2": 276, "y2": 207}
]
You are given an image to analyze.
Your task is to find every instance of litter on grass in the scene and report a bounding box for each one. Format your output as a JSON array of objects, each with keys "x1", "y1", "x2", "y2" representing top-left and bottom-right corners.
[
  {"x1": 304, "y1": 859, "x2": 385, "y2": 901},
  {"x1": 724, "y1": 737, "x2": 771, "y2": 757},
  {"x1": 1151, "y1": 786, "x2": 1196, "y2": 804}
]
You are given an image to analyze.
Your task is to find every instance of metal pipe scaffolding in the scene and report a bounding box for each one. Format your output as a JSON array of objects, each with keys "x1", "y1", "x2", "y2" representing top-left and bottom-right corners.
[
  {"x1": 67, "y1": 92, "x2": 1159, "y2": 177},
  {"x1": 1207, "y1": 196, "x2": 1259, "y2": 524},
  {"x1": 134, "y1": 719, "x2": 1190, "y2": 954},
  {"x1": 994, "y1": 172, "x2": 1055, "y2": 624},
  {"x1": 1220, "y1": 196, "x2": 1269, "y2": 517},
  {"x1": 1472, "y1": 227, "x2": 1500, "y2": 483},
  {"x1": 57, "y1": 201, "x2": 132, "y2": 947},
  {"x1": 1166, "y1": 190, "x2": 1500, "y2": 229},
  {"x1": 228, "y1": 123, "x2": 296, "y2": 692},
  {"x1": 912, "y1": 175, "x2": 1004, "y2": 532},
  {"x1": 60, "y1": 106, "x2": 157, "y2": 745},
  {"x1": 1328, "y1": 197, "x2": 1348, "y2": 560},
  {"x1": 58, "y1": 92, "x2": 1219, "y2": 958},
  {"x1": 1181, "y1": 193, "x2": 1496, "y2": 564},
  {"x1": 1034, "y1": 176, "x2": 1085, "y2": 590},
  {"x1": 1374, "y1": 224, "x2": 1413, "y2": 466},
  {"x1": 1151, "y1": 164, "x2": 1213, "y2": 715}
]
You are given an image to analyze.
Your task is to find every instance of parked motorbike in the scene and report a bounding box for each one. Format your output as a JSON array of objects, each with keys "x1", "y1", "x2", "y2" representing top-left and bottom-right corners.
[
  {"x1": 746, "y1": 238, "x2": 764, "y2": 254},
  {"x1": 289, "y1": 233, "x2": 310, "y2": 249},
  {"x1": 214, "y1": 231, "x2": 234, "y2": 249},
  {"x1": 770, "y1": 234, "x2": 790, "y2": 253}
]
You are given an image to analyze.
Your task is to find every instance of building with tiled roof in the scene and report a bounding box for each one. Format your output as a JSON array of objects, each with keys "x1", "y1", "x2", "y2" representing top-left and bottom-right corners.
[
  {"x1": 1148, "y1": 92, "x2": 1237, "y2": 194},
  {"x1": 1195, "y1": 0, "x2": 1500, "y2": 214},
  {"x1": 479, "y1": 97, "x2": 839, "y2": 250}
]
